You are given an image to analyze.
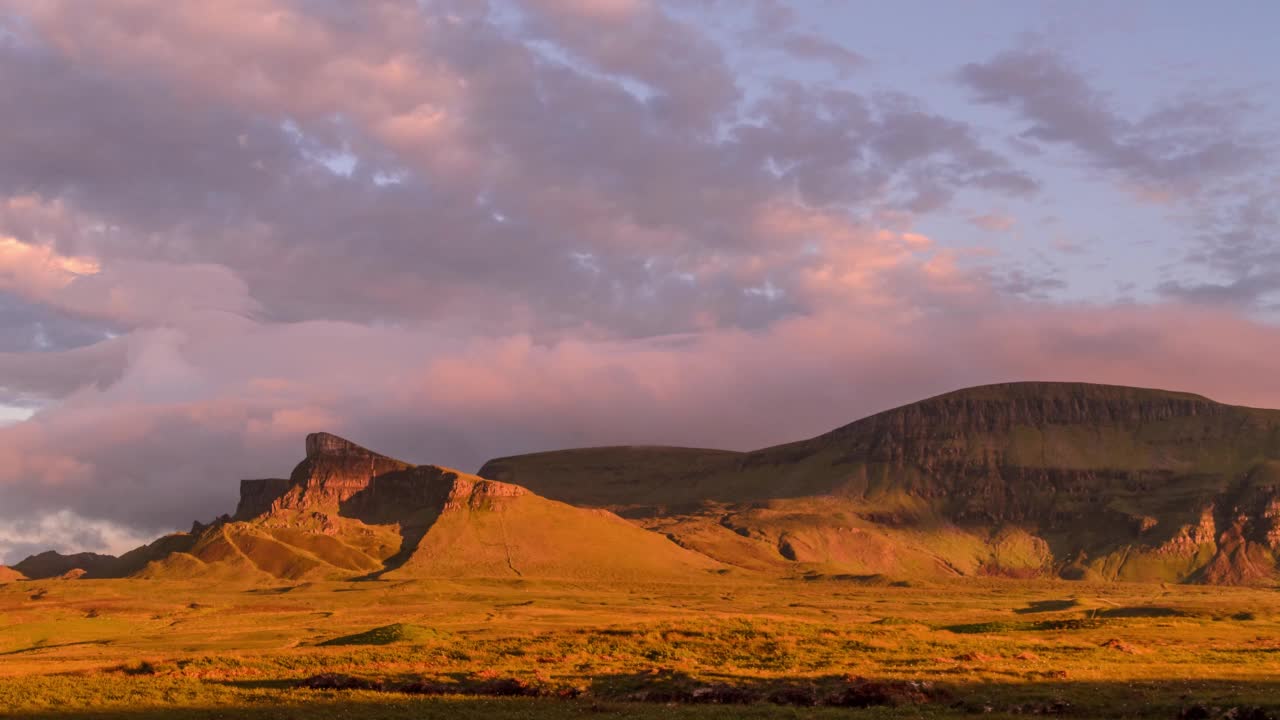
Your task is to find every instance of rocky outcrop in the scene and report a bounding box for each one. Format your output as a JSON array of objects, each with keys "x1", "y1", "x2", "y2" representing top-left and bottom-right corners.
[
  {"x1": 272, "y1": 432, "x2": 413, "y2": 510},
  {"x1": 444, "y1": 476, "x2": 528, "y2": 510}
]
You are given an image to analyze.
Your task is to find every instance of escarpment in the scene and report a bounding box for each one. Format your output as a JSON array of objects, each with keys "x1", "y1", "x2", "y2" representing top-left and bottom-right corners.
[{"x1": 482, "y1": 382, "x2": 1280, "y2": 584}]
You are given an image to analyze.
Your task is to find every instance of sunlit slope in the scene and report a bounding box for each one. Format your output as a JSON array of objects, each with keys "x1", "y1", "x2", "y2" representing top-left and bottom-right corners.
[
  {"x1": 481, "y1": 382, "x2": 1280, "y2": 583},
  {"x1": 390, "y1": 480, "x2": 724, "y2": 580}
]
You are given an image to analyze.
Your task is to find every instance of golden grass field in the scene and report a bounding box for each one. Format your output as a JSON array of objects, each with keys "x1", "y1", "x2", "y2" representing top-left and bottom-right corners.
[{"x1": 3, "y1": 574, "x2": 1279, "y2": 719}]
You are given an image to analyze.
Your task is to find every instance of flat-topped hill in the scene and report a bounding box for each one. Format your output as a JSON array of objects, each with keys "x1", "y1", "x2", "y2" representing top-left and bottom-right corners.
[{"x1": 481, "y1": 382, "x2": 1280, "y2": 584}]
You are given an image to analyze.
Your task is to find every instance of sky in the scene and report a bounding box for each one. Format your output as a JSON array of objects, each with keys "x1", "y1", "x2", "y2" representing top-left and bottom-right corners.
[{"x1": 1, "y1": 0, "x2": 1279, "y2": 563}]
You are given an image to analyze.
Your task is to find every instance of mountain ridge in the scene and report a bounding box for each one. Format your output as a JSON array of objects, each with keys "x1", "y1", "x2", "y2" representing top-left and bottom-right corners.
[{"x1": 16, "y1": 382, "x2": 1280, "y2": 585}]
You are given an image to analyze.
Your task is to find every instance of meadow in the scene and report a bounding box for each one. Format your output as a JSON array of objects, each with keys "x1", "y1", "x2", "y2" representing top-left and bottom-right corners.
[{"x1": 2, "y1": 574, "x2": 1279, "y2": 719}]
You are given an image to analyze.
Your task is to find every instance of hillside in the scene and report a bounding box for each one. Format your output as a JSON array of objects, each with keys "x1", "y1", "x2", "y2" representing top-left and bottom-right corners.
[
  {"x1": 19, "y1": 433, "x2": 723, "y2": 582},
  {"x1": 480, "y1": 382, "x2": 1280, "y2": 584},
  {"x1": 0, "y1": 566, "x2": 25, "y2": 582}
]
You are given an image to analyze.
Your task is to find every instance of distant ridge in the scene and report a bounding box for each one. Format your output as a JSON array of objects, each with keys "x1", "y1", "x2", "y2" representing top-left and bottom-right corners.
[{"x1": 13, "y1": 551, "x2": 117, "y2": 580}]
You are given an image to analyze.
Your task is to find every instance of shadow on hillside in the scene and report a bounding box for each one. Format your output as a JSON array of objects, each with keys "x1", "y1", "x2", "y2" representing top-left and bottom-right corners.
[
  {"x1": 0, "y1": 639, "x2": 113, "y2": 657},
  {"x1": 337, "y1": 467, "x2": 459, "y2": 580},
  {"x1": 1014, "y1": 598, "x2": 1079, "y2": 614}
]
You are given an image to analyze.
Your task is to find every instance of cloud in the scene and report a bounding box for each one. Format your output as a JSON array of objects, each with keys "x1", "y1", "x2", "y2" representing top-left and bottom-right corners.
[
  {"x1": 740, "y1": 0, "x2": 866, "y2": 72},
  {"x1": 956, "y1": 47, "x2": 1266, "y2": 198},
  {"x1": 0, "y1": 235, "x2": 99, "y2": 295},
  {"x1": 0, "y1": 0, "x2": 1038, "y2": 339},
  {"x1": 0, "y1": 510, "x2": 155, "y2": 564},
  {"x1": 1157, "y1": 182, "x2": 1280, "y2": 309},
  {"x1": 958, "y1": 46, "x2": 1280, "y2": 311}
]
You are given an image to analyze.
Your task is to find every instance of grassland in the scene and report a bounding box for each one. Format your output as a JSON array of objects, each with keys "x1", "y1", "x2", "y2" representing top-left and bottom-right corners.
[{"x1": 3, "y1": 574, "x2": 1280, "y2": 719}]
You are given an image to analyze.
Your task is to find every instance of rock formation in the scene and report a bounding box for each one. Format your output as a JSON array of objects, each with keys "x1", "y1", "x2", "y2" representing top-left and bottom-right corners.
[{"x1": 17, "y1": 433, "x2": 721, "y2": 582}]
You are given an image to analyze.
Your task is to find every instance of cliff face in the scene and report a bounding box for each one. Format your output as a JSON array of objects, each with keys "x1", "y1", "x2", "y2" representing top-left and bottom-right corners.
[
  {"x1": 273, "y1": 432, "x2": 414, "y2": 509},
  {"x1": 777, "y1": 384, "x2": 1278, "y2": 531},
  {"x1": 235, "y1": 479, "x2": 291, "y2": 520}
]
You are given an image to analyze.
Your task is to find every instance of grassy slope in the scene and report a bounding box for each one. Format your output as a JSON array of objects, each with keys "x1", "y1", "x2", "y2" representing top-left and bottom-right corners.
[{"x1": 390, "y1": 491, "x2": 727, "y2": 581}]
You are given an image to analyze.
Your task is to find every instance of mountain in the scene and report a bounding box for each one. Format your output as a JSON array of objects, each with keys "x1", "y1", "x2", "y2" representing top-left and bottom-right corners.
[
  {"x1": 17, "y1": 433, "x2": 722, "y2": 582},
  {"x1": 0, "y1": 566, "x2": 25, "y2": 582},
  {"x1": 480, "y1": 382, "x2": 1280, "y2": 584}
]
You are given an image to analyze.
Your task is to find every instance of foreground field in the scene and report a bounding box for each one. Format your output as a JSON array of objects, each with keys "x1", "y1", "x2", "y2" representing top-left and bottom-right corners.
[{"x1": 2, "y1": 575, "x2": 1280, "y2": 719}]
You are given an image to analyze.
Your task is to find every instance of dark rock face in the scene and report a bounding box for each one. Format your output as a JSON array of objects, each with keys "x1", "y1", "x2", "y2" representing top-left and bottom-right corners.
[
  {"x1": 338, "y1": 465, "x2": 461, "y2": 525},
  {"x1": 235, "y1": 479, "x2": 291, "y2": 520},
  {"x1": 232, "y1": 433, "x2": 529, "y2": 527}
]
